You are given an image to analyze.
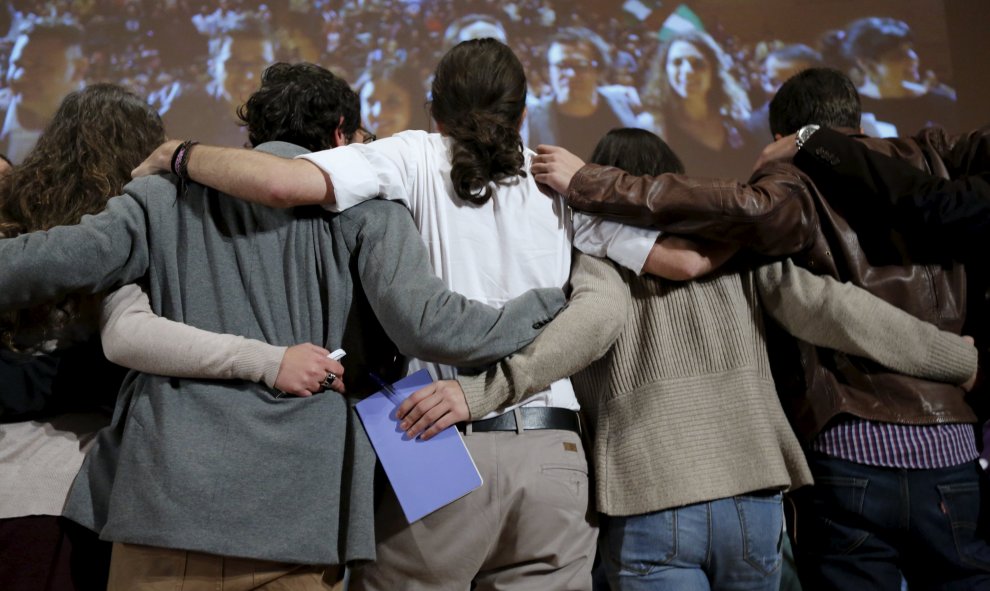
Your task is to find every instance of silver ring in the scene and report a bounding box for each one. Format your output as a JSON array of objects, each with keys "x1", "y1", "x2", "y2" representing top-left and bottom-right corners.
[{"x1": 321, "y1": 372, "x2": 337, "y2": 389}]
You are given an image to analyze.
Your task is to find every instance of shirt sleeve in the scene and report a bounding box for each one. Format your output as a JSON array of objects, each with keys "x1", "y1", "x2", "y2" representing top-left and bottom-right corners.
[
  {"x1": 296, "y1": 131, "x2": 423, "y2": 213},
  {"x1": 100, "y1": 283, "x2": 286, "y2": 388},
  {"x1": 572, "y1": 212, "x2": 660, "y2": 274}
]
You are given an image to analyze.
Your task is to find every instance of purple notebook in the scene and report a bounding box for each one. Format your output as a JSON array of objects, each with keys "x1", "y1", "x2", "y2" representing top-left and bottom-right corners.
[{"x1": 355, "y1": 369, "x2": 483, "y2": 523}]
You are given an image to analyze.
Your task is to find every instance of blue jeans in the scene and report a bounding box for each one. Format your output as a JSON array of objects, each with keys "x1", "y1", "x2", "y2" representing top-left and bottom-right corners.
[
  {"x1": 794, "y1": 454, "x2": 990, "y2": 591},
  {"x1": 602, "y1": 493, "x2": 784, "y2": 591}
]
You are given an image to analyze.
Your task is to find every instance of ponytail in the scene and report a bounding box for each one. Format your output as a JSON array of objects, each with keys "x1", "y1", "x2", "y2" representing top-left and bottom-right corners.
[{"x1": 431, "y1": 38, "x2": 527, "y2": 205}]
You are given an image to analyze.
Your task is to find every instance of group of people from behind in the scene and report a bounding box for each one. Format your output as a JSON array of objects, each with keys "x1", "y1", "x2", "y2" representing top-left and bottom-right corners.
[{"x1": 0, "y1": 32, "x2": 988, "y2": 591}]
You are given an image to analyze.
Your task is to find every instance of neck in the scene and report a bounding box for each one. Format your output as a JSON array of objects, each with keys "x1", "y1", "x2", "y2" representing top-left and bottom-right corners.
[{"x1": 680, "y1": 95, "x2": 709, "y2": 121}]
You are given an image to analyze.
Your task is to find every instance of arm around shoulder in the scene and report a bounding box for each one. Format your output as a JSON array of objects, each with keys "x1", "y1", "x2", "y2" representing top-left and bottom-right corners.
[{"x1": 756, "y1": 259, "x2": 977, "y2": 385}]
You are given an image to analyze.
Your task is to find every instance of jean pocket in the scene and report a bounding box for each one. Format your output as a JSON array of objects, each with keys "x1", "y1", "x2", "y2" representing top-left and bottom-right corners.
[
  {"x1": 937, "y1": 480, "x2": 990, "y2": 570},
  {"x1": 604, "y1": 510, "x2": 677, "y2": 576},
  {"x1": 800, "y1": 476, "x2": 871, "y2": 555},
  {"x1": 735, "y1": 494, "x2": 784, "y2": 576}
]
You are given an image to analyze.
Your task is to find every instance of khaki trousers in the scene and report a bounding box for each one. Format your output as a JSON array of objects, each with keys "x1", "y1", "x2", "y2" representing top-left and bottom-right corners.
[
  {"x1": 107, "y1": 542, "x2": 341, "y2": 591},
  {"x1": 351, "y1": 426, "x2": 597, "y2": 591}
]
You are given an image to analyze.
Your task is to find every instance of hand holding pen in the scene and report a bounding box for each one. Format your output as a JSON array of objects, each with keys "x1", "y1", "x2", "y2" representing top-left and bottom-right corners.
[{"x1": 274, "y1": 346, "x2": 346, "y2": 397}]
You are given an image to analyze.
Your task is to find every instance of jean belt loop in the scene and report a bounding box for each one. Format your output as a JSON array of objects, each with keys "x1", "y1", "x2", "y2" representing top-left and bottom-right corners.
[
  {"x1": 513, "y1": 407, "x2": 525, "y2": 435},
  {"x1": 466, "y1": 421, "x2": 474, "y2": 436}
]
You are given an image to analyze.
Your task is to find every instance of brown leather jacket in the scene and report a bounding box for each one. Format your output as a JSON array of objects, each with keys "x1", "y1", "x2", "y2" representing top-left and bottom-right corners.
[{"x1": 567, "y1": 127, "x2": 975, "y2": 442}]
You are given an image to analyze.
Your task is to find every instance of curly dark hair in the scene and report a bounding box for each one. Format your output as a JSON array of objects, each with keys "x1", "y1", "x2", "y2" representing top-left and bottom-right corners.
[
  {"x1": 237, "y1": 62, "x2": 359, "y2": 152},
  {"x1": 0, "y1": 83, "x2": 165, "y2": 351},
  {"x1": 430, "y1": 38, "x2": 527, "y2": 205}
]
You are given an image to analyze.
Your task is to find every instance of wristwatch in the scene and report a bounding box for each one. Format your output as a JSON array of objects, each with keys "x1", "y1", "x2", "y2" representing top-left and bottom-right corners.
[{"x1": 795, "y1": 124, "x2": 820, "y2": 150}]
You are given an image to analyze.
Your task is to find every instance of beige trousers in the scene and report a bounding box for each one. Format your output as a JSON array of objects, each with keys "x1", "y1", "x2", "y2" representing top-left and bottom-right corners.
[
  {"x1": 351, "y1": 426, "x2": 597, "y2": 591},
  {"x1": 107, "y1": 542, "x2": 341, "y2": 591}
]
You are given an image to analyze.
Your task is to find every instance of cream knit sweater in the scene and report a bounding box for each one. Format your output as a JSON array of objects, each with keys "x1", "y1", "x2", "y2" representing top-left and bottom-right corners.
[{"x1": 460, "y1": 255, "x2": 976, "y2": 516}]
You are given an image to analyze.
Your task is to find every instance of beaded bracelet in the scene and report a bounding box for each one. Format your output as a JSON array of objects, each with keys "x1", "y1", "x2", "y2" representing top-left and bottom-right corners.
[{"x1": 169, "y1": 140, "x2": 200, "y2": 181}]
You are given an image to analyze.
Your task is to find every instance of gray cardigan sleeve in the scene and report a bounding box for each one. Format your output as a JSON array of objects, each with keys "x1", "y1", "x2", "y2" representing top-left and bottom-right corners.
[
  {"x1": 756, "y1": 259, "x2": 977, "y2": 384},
  {"x1": 0, "y1": 192, "x2": 151, "y2": 310},
  {"x1": 457, "y1": 252, "x2": 629, "y2": 418},
  {"x1": 339, "y1": 200, "x2": 566, "y2": 367}
]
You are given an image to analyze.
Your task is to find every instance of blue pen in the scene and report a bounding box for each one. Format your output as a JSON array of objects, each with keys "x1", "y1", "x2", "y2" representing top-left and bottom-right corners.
[{"x1": 369, "y1": 372, "x2": 402, "y2": 406}]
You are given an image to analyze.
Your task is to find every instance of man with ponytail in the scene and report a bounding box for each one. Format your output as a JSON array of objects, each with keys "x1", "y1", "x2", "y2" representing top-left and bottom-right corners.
[{"x1": 134, "y1": 37, "x2": 671, "y2": 590}]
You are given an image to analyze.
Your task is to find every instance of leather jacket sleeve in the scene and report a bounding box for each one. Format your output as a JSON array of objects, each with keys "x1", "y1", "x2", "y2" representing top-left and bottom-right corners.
[
  {"x1": 795, "y1": 126, "x2": 990, "y2": 257},
  {"x1": 565, "y1": 162, "x2": 818, "y2": 257}
]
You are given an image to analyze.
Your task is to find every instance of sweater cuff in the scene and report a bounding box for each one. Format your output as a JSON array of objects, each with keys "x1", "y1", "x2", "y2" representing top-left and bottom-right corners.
[
  {"x1": 232, "y1": 340, "x2": 288, "y2": 388},
  {"x1": 459, "y1": 372, "x2": 501, "y2": 419},
  {"x1": 923, "y1": 330, "x2": 978, "y2": 385}
]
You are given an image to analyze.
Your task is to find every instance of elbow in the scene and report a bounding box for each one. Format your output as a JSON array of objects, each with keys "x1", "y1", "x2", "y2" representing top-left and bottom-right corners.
[
  {"x1": 263, "y1": 178, "x2": 299, "y2": 208},
  {"x1": 100, "y1": 336, "x2": 125, "y2": 365}
]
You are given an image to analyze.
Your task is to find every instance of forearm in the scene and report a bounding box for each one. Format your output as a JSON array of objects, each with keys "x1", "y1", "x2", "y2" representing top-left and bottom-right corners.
[
  {"x1": 642, "y1": 235, "x2": 739, "y2": 281},
  {"x1": 797, "y1": 127, "x2": 935, "y2": 203},
  {"x1": 457, "y1": 252, "x2": 628, "y2": 418},
  {"x1": 144, "y1": 141, "x2": 333, "y2": 208},
  {"x1": 100, "y1": 284, "x2": 286, "y2": 387},
  {"x1": 757, "y1": 260, "x2": 977, "y2": 384},
  {"x1": 566, "y1": 163, "x2": 816, "y2": 256}
]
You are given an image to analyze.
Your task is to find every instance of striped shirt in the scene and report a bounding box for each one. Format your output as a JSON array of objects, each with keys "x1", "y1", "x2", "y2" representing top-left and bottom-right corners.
[{"x1": 812, "y1": 418, "x2": 978, "y2": 469}]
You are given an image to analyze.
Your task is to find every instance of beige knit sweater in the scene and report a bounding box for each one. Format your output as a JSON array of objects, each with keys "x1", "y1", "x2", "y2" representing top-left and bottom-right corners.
[{"x1": 460, "y1": 256, "x2": 976, "y2": 516}]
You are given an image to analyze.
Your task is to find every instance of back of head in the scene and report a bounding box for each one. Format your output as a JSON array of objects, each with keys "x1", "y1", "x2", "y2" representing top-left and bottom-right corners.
[
  {"x1": 431, "y1": 38, "x2": 527, "y2": 204},
  {"x1": 768, "y1": 67, "x2": 861, "y2": 136},
  {"x1": 590, "y1": 128, "x2": 685, "y2": 176},
  {"x1": 238, "y1": 62, "x2": 359, "y2": 151},
  {"x1": 0, "y1": 83, "x2": 165, "y2": 350},
  {"x1": 0, "y1": 83, "x2": 165, "y2": 235}
]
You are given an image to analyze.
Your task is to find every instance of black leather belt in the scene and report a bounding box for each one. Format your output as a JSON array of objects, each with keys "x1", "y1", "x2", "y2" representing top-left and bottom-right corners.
[{"x1": 457, "y1": 407, "x2": 581, "y2": 434}]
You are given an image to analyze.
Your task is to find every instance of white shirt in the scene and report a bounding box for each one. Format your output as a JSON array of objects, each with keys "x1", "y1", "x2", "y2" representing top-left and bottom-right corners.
[{"x1": 300, "y1": 130, "x2": 657, "y2": 417}]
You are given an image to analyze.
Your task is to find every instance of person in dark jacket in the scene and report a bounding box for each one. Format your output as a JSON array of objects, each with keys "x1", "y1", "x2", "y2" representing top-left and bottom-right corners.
[{"x1": 532, "y1": 67, "x2": 990, "y2": 590}]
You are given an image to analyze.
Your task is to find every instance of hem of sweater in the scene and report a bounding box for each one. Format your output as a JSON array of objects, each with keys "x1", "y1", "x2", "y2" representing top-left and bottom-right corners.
[
  {"x1": 96, "y1": 528, "x2": 371, "y2": 566},
  {"x1": 592, "y1": 366, "x2": 813, "y2": 516},
  {"x1": 598, "y1": 477, "x2": 800, "y2": 518}
]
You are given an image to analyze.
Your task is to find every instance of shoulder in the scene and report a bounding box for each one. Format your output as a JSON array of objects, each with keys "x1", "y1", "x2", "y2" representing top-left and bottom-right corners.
[
  {"x1": 339, "y1": 198, "x2": 412, "y2": 227},
  {"x1": 121, "y1": 174, "x2": 178, "y2": 203},
  {"x1": 254, "y1": 140, "x2": 308, "y2": 159}
]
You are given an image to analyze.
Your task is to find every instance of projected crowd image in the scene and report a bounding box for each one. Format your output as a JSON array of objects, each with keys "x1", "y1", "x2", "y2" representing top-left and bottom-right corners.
[{"x1": 0, "y1": 0, "x2": 958, "y2": 179}]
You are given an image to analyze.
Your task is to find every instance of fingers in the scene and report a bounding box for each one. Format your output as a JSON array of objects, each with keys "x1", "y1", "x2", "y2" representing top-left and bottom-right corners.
[
  {"x1": 273, "y1": 343, "x2": 347, "y2": 397},
  {"x1": 397, "y1": 384, "x2": 435, "y2": 419},
  {"x1": 397, "y1": 380, "x2": 470, "y2": 440},
  {"x1": 404, "y1": 399, "x2": 451, "y2": 439},
  {"x1": 398, "y1": 387, "x2": 443, "y2": 432}
]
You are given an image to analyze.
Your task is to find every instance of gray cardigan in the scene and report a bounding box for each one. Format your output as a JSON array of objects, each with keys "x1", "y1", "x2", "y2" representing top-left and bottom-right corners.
[{"x1": 0, "y1": 142, "x2": 563, "y2": 565}]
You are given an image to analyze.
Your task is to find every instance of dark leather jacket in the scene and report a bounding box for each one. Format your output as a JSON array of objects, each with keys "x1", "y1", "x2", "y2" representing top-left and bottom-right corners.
[{"x1": 566, "y1": 127, "x2": 976, "y2": 442}]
